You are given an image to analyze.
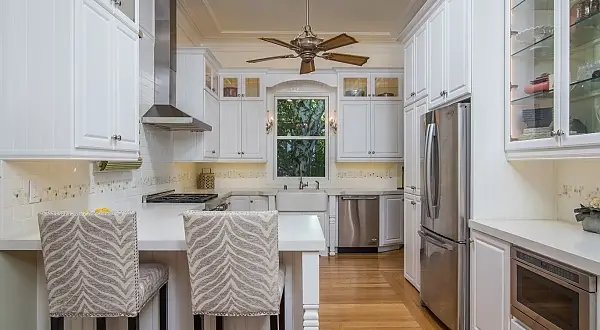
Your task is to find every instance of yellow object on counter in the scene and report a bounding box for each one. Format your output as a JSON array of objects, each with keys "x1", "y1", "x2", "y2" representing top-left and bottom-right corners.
[{"x1": 94, "y1": 207, "x2": 111, "y2": 213}]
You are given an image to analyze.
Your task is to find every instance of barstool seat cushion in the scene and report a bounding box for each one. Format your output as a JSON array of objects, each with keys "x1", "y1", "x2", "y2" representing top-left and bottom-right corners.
[{"x1": 139, "y1": 264, "x2": 169, "y2": 309}]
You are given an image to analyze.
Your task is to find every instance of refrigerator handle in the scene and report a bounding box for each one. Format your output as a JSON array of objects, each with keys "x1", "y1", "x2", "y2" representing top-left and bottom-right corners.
[
  {"x1": 431, "y1": 123, "x2": 440, "y2": 219},
  {"x1": 425, "y1": 123, "x2": 435, "y2": 219}
]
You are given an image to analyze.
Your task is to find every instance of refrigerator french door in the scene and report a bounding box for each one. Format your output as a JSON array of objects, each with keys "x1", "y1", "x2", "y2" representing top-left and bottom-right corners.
[{"x1": 419, "y1": 102, "x2": 470, "y2": 330}]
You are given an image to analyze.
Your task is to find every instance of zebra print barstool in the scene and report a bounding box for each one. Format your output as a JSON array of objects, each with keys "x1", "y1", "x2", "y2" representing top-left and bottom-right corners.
[
  {"x1": 38, "y1": 211, "x2": 169, "y2": 330},
  {"x1": 182, "y1": 210, "x2": 285, "y2": 330}
]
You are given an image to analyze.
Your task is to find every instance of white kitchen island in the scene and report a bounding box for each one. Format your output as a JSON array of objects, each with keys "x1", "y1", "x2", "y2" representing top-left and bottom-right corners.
[{"x1": 0, "y1": 204, "x2": 326, "y2": 330}]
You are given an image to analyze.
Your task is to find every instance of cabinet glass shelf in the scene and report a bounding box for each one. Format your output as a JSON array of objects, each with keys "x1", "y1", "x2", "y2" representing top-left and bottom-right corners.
[
  {"x1": 511, "y1": 0, "x2": 553, "y2": 11},
  {"x1": 511, "y1": 77, "x2": 600, "y2": 105},
  {"x1": 570, "y1": 11, "x2": 600, "y2": 49},
  {"x1": 511, "y1": 33, "x2": 554, "y2": 57}
]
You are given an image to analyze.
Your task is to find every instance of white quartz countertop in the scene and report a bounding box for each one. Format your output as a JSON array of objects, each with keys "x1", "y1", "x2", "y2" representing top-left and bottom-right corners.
[
  {"x1": 0, "y1": 204, "x2": 326, "y2": 252},
  {"x1": 189, "y1": 188, "x2": 403, "y2": 197},
  {"x1": 470, "y1": 219, "x2": 600, "y2": 274}
]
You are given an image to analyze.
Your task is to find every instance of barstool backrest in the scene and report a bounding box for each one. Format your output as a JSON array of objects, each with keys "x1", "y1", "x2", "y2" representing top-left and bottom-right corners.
[
  {"x1": 182, "y1": 211, "x2": 279, "y2": 316},
  {"x1": 38, "y1": 211, "x2": 140, "y2": 317}
]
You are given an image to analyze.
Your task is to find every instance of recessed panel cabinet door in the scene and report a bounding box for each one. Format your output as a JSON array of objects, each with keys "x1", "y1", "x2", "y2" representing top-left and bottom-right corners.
[
  {"x1": 219, "y1": 101, "x2": 242, "y2": 159},
  {"x1": 338, "y1": 101, "x2": 371, "y2": 158},
  {"x1": 382, "y1": 196, "x2": 404, "y2": 245},
  {"x1": 113, "y1": 21, "x2": 139, "y2": 151},
  {"x1": 203, "y1": 92, "x2": 220, "y2": 159},
  {"x1": 75, "y1": 0, "x2": 115, "y2": 150},
  {"x1": 404, "y1": 37, "x2": 415, "y2": 103},
  {"x1": 404, "y1": 196, "x2": 416, "y2": 285},
  {"x1": 445, "y1": 0, "x2": 469, "y2": 102},
  {"x1": 404, "y1": 105, "x2": 415, "y2": 190},
  {"x1": 371, "y1": 101, "x2": 402, "y2": 158},
  {"x1": 241, "y1": 101, "x2": 266, "y2": 160},
  {"x1": 414, "y1": 24, "x2": 428, "y2": 101},
  {"x1": 427, "y1": 3, "x2": 446, "y2": 109}
]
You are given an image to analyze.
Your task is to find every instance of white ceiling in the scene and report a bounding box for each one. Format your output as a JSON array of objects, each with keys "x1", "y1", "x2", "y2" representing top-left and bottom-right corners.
[{"x1": 176, "y1": 0, "x2": 426, "y2": 44}]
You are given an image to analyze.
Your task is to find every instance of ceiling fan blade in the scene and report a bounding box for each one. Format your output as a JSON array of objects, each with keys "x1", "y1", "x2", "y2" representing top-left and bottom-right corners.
[
  {"x1": 259, "y1": 37, "x2": 300, "y2": 51},
  {"x1": 247, "y1": 54, "x2": 297, "y2": 63},
  {"x1": 322, "y1": 53, "x2": 369, "y2": 66},
  {"x1": 300, "y1": 60, "x2": 315, "y2": 74},
  {"x1": 317, "y1": 33, "x2": 358, "y2": 51}
]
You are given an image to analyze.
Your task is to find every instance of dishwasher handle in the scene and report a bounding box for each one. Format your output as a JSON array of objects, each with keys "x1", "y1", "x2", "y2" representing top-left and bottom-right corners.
[{"x1": 341, "y1": 196, "x2": 379, "y2": 200}]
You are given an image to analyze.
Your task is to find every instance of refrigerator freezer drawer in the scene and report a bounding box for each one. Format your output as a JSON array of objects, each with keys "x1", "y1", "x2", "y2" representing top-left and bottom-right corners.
[{"x1": 419, "y1": 228, "x2": 468, "y2": 330}]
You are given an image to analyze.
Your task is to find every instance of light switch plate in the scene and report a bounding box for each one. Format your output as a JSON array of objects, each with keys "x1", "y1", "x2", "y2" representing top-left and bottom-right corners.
[{"x1": 28, "y1": 180, "x2": 42, "y2": 204}]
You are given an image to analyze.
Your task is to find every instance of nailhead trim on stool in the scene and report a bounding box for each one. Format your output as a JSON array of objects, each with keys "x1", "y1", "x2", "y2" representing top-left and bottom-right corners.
[
  {"x1": 38, "y1": 211, "x2": 169, "y2": 330},
  {"x1": 183, "y1": 211, "x2": 286, "y2": 330}
]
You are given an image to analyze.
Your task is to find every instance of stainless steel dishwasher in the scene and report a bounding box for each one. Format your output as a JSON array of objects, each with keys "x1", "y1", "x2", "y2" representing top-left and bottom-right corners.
[{"x1": 338, "y1": 195, "x2": 380, "y2": 253}]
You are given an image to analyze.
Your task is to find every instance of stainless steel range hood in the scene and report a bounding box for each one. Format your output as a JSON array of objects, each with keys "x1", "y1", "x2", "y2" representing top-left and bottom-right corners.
[{"x1": 141, "y1": 0, "x2": 212, "y2": 132}]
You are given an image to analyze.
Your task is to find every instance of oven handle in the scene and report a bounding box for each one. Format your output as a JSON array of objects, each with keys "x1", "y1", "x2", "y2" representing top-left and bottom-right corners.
[{"x1": 511, "y1": 258, "x2": 595, "y2": 330}]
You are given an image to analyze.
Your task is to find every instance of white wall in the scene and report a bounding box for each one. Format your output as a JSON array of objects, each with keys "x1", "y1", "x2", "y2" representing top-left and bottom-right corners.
[
  {"x1": 198, "y1": 42, "x2": 404, "y2": 69},
  {"x1": 470, "y1": 0, "x2": 556, "y2": 221}
]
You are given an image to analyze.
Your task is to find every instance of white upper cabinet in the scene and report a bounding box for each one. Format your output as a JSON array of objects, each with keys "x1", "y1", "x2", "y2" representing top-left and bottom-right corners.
[
  {"x1": 404, "y1": 24, "x2": 428, "y2": 106},
  {"x1": 338, "y1": 100, "x2": 403, "y2": 161},
  {"x1": 506, "y1": 0, "x2": 600, "y2": 159},
  {"x1": 404, "y1": 37, "x2": 416, "y2": 104},
  {"x1": 428, "y1": 3, "x2": 448, "y2": 109},
  {"x1": 339, "y1": 73, "x2": 403, "y2": 101},
  {"x1": 0, "y1": 0, "x2": 140, "y2": 160},
  {"x1": 414, "y1": 24, "x2": 429, "y2": 102},
  {"x1": 219, "y1": 100, "x2": 267, "y2": 162},
  {"x1": 404, "y1": 99, "x2": 427, "y2": 195},
  {"x1": 220, "y1": 74, "x2": 265, "y2": 101},
  {"x1": 427, "y1": 0, "x2": 471, "y2": 110},
  {"x1": 203, "y1": 92, "x2": 220, "y2": 159},
  {"x1": 112, "y1": 0, "x2": 137, "y2": 31}
]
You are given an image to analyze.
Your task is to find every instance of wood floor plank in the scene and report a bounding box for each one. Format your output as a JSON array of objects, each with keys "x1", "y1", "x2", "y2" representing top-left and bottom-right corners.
[{"x1": 320, "y1": 249, "x2": 446, "y2": 330}]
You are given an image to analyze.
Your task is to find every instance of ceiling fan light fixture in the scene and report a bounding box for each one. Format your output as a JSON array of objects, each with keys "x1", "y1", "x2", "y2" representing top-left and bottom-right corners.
[{"x1": 246, "y1": 0, "x2": 369, "y2": 74}]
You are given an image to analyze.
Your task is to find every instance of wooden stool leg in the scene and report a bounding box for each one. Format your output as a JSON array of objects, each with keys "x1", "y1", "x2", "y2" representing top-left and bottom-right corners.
[
  {"x1": 159, "y1": 283, "x2": 168, "y2": 330},
  {"x1": 96, "y1": 317, "x2": 107, "y2": 330},
  {"x1": 279, "y1": 289, "x2": 285, "y2": 330},
  {"x1": 193, "y1": 315, "x2": 204, "y2": 330},
  {"x1": 127, "y1": 316, "x2": 139, "y2": 330},
  {"x1": 216, "y1": 316, "x2": 224, "y2": 330},
  {"x1": 50, "y1": 317, "x2": 64, "y2": 330}
]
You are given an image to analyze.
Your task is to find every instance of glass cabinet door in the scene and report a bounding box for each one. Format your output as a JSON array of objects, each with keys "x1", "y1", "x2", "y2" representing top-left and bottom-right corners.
[
  {"x1": 341, "y1": 76, "x2": 369, "y2": 99},
  {"x1": 221, "y1": 76, "x2": 240, "y2": 98},
  {"x1": 212, "y1": 71, "x2": 219, "y2": 96},
  {"x1": 566, "y1": 0, "x2": 600, "y2": 142},
  {"x1": 115, "y1": 0, "x2": 136, "y2": 24},
  {"x1": 243, "y1": 77, "x2": 262, "y2": 99},
  {"x1": 372, "y1": 76, "x2": 401, "y2": 99},
  {"x1": 205, "y1": 64, "x2": 213, "y2": 93},
  {"x1": 509, "y1": 0, "x2": 556, "y2": 143}
]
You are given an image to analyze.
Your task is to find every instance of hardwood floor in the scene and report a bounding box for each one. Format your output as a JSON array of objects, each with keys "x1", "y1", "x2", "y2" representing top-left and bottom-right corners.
[{"x1": 320, "y1": 249, "x2": 446, "y2": 330}]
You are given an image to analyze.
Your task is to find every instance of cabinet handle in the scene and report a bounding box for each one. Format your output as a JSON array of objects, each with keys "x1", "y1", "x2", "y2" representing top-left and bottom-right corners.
[
  {"x1": 115, "y1": 0, "x2": 122, "y2": 6},
  {"x1": 443, "y1": 90, "x2": 447, "y2": 96},
  {"x1": 410, "y1": 186, "x2": 416, "y2": 189},
  {"x1": 550, "y1": 130, "x2": 557, "y2": 137},
  {"x1": 439, "y1": 91, "x2": 444, "y2": 97},
  {"x1": 411, "y1": 92, "x2": 415, "y2": 97},
  {"x1": 411, "y1": 201, "x2": 416, "y2": 205},
  {"x1": 557, "y1": 130, "x2": 564, "y2": 136},
  {"x1": 117, "y1": 135, "x2": 122, "y2": 141}
]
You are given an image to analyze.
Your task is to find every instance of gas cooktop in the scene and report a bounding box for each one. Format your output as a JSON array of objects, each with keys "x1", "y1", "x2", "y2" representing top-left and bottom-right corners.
[{"x1": 144, "y1": 191, "x2": 218, "y2": 204}]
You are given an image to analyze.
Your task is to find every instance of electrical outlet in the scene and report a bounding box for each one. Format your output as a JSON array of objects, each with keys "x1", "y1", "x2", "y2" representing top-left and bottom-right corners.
[{"x1": 28, "y1": 180, "x2": 42, "y2": 204}]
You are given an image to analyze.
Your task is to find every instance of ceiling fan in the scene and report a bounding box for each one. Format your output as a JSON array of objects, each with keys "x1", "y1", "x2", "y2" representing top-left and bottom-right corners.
[{"x1": 246, "y1": 0, "x2": 370, "y2": 74}]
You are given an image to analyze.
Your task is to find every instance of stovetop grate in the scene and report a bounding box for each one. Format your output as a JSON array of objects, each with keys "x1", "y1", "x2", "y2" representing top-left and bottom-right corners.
[{"x1": 145, "y1": 193, "x2": 218, "y2": 203}]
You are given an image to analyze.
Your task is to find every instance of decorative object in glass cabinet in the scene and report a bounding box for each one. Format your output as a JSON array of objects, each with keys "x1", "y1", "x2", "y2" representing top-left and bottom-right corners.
[
  {"x1": 373, "y1": 77, "x2": 399, "y2": 97},
  {"x1": 569, "y1": 0, "x2": 600, "y2": 137},
  {"x1": 223, "y1": 77, "x2": 239, "y2": 98},
  {"x1": 343, "y1": 77, "x2": 368, "y2": 97},
  {"x1": 509, "y1": 0, "x2": 555, "y2": 142}
]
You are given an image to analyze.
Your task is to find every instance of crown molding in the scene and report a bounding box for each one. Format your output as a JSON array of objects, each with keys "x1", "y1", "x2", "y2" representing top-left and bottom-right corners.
[
  {"x1": 397, "y1": 0, "x2": 442, "y2": 43},
  {"x1": 199, "y1": 41, "x2": 403, "y2": 52}
]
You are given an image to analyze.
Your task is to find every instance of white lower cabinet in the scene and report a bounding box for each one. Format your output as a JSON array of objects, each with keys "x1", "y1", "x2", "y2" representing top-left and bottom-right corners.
[
  {"x1": 470, "y1": 230, "x2": 511, "y2": 330},
  {"x1": 404, "y1": 193, "x2": 421, "y2": 290},
  {"x1": 379, "y1": 195, "x2": 404, "y2": 246},
  {"x1": 226, "y1": 196, "x2": 269, "y2": 211}
]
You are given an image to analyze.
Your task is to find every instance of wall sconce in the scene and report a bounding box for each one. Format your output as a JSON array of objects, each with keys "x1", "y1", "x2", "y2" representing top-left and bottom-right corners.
[
  {"x1": 266, "y1": 110, "x2": 274, "y2": 134},
  {"x1": 329, "y1": 109, "x2": 338, "y2": 134}
]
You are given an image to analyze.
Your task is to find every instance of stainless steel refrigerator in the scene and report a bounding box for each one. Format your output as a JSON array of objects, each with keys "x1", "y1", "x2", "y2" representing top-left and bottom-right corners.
[{"x1": 419, "y1": 102, "x2": 470, "y2": 330}]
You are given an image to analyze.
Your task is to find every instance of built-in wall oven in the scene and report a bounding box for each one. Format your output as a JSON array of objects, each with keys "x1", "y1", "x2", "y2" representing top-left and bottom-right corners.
[{"x1": 511, "y1": 247, "x2": 597, "y2": 330}]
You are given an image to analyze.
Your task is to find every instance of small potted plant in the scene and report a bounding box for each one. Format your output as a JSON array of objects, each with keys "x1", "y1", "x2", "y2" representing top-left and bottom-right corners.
[{"x1": 574, "y1": 195, "x2": 600, "y2": 234}]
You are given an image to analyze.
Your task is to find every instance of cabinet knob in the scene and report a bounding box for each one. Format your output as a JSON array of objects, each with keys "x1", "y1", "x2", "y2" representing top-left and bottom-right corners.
[
  {"x1": 439, "y1": 91, "x2": 444, "y2": 97},
  {"x1": 250, "y1": 200, "x2": 254, "y2": 203},
  {"x1": 411, "y1": 201, "x2": 416, "y2": 205},
  {"x1": 117, "y1": 135, "x2": 122, "y2": 141},
  {"x1": 368, "y1": 151, "x2": 372, "y2": 154},
  {"x1": 372, "y1": 150, "x2": 375, "y2": 154},
  {"x1": 242, "y1": 94, "x2": 245, "y2": 97},
  {"x1": 241, "y1": 151, "x2": 245, "y2": 155},
  {"x1": 212, "y1": 150, "x2": 216, "y2": 154},
  {"x1": 550, "y1": 130, "x2": 558, "y2": 137},
  {"x1": 237, "y1": 152, "x2": 241, "y2": 155},
  {"x1": 557, "y1": 130, "x2": 564, "y2": 136},
  {"x1": 410, "y1": 186, "x2": 416, "y2": 189},
  {"x1": 114, "y1": 0, "x2": 122, "y2": 6},
  {"x1": 111, "y1": 135, "x2": 118, "y2": 140}
]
